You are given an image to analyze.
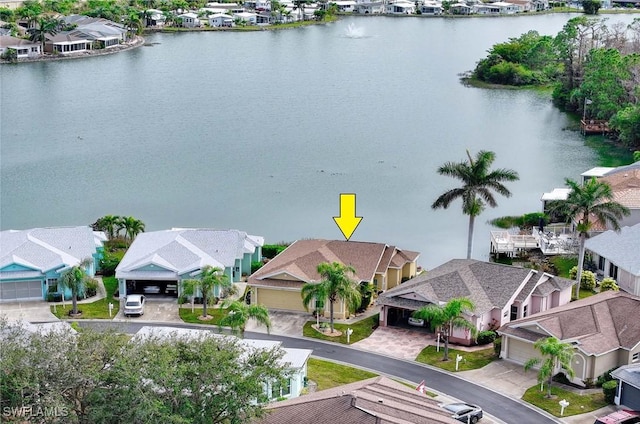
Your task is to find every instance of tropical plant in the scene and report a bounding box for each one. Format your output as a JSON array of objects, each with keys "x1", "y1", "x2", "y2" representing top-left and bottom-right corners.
[
  {"x1": 120, "y1": 216, "x2": 145, "y2": 242},
  {"x1": 181, "y1": 266, "x2": 231, "y2": 319},
  {"x1": 600, "y1": 277, "x2": 619, "y2": 292},
  {"x1": 59, "y1": 258, "x2": 93, "y2": 315},
  {"x1": 582, "y1": 0, "x2": 601, "y2": 14},
  {"x1": 301, "y1": 262, "x2": 361, "y2": 334},
  {"x1": 219, "y1": 300, "x2": 271, "y2": 335},
  {"x1": 550, "y1": 178, "x2": 629, "y2": 298},
  {"x1": 28, "y1": 16, "x2": 63, "y2": 52},
  {"x1": 524, "y1": 336, "x2": 576, "y2": 398},
  {"x1": 569, "y1": 267, "x2": 597, "y2": 291},
  {"x1": 432, "y1": 150, "x2": 519, "y2": 259},
  {"x1": 412, "y1": 297, "x2": 476, "y2": 361},
  {"x1": 92, "y1": 214, "x2": 122, "y2": 239}
]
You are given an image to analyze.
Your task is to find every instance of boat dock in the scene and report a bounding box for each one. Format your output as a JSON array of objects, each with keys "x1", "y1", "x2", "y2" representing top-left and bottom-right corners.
[
  {"x1": 490, "y1": 226, "x2": 576, "y2": 257},
  {"x1": 580, "y1": 120, "x2": 609, "y2": 136}
]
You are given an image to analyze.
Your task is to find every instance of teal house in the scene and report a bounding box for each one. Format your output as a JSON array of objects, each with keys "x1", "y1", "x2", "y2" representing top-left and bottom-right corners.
[
  {"x1": 0, "y1": 226, "x2": 106, "y2": 302},
  {"x1": 115, "y1": 229, "x2": 263, "y2": 298}
]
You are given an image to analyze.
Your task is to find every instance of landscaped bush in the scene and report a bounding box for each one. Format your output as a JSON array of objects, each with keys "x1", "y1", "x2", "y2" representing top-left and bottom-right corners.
[
  {"x1": 262, "y1": 244, "x2": 289, "y2": 259},
  {"x1": 84, "y1": 279, "x2": 99, "y2": 298},
  {"x1": 596, "y1": 367, "x2": 618, "y2": 387},
  {"x1": 493, "y1": 337, "x2": 502, "y2": 356},
  {"x1": 99, "y1": 252, "x2": 121, "y2": 277},
  {"x1": 602, "y1": 380, "x2": 618, "y2": 404},
  {"x1": 600, "y1": 277, "x2": 619, "y2": 292},
  {"x1": 46, "y1": 292, "x2": 63, "y2": 302},
  {"x1": 569, "y1": 267, "x2": 597, "y2": 291},
  {"x1": 251, "y1": 261, "x2": 263, "y2": 274},
  {"x1": 476, "y1": 330, "x2": 497, "y2": 345}
]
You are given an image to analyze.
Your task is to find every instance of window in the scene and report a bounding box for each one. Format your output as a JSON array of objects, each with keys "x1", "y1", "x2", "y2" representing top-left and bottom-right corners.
[
  {"x1": 48, "y1": 279, "x2": 58, "y2": 293},
  {"x1": 271, "y1": 379, "x2": 291, "y2": 398},
  {"x1": 598, "y1": 256, "x2": 605, "y2": 271},
  {"x1": 609, "y1": 264, "x2": 619, "y2": 280},
  {"x1": 633, "y1": 352, "x2": 639, "y2": 363},
  {"x1": 510, "y1": 305, "x2": 518, "y2": 321},
  {"x1": 523, "y1": 305, "x2": 528, "y2": 318}
]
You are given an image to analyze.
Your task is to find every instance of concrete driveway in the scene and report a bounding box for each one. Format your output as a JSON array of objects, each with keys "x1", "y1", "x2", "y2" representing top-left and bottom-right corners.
[
  {"x1": 114, "y1": 297, "x2": 182, "y2": 322},
  {"x1": 245, "y1": 310, "x2": 311, "y2": 335},
  {"x1": 0, "y1": 301, "x2": 58, "y2": 322}
]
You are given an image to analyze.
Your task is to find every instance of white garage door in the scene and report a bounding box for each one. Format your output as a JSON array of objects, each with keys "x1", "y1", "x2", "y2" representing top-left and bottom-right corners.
[
  {"x1": 507, "y1": 338, "x2": 540, "y2": 364},
  {"x1": 0, "y1": 280, "x2": 43, "y2": 301}
]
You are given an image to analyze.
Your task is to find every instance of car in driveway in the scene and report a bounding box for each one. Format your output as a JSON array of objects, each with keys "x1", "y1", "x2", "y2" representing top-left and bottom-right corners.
[
  {"x1": 124, "y1": 294, "x2": 145, "y2": 317},
  {"x1": 440, "y1": 402, "x2": 483, "y2": 423},
  {"x1": 408, "y1": 316, "x2": 426, "y2": 327}
]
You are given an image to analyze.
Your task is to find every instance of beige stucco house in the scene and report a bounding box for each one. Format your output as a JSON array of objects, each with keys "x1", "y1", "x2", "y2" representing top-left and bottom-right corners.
[
  {"x1": 247, "y1": 239, "x2": 419, "y2": 319},
  {"x1": 498, "y1": 290, "x2": 640, "y2": 387}
]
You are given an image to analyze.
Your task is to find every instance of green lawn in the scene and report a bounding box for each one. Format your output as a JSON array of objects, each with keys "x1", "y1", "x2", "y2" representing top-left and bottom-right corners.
[
  {"x1": 522, "y1": 385, "x2": 608, "y2": 417},
  {"x1": 50, "y1": 276, "x2": 120, "y2": 319},
  {"x1": 179, "y1": 306, "x2": 227, "y2": 325},
  {"x1": 415, "y1": 345, "x2": 497, "y2": 372},
  {"x1": 307, "y1": 357, "x2": 378, "y2": 391},
  {"x1": 550, "y1": 256, "x2": 577, "y2": 278},
  {"x1": 302, "y1": 314, "x2": 379, "y2": 344}
]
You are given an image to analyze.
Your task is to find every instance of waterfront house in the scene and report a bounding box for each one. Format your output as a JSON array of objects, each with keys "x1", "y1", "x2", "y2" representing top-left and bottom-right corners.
[
  {"x1": 233, "y1": 11, "x2": 258, "y2": 24},
  {"x1": 115, "y1": 228, "x2": 263, "y2": 298},
  {"x1": 377, "y1": 259, "x2": 573, "y2": 345},
  {"x1": 144, "y1": 9, "x2": 167, "y2": 27},
  {"x1": 334, "y1": 0, "x2": 357, "y2": 12},
  {"x1": 0, "y1": 226, "x2": 105, "y2": 302},
  {"x1": 178, "y1": 12, "x2": 201, "y2": 28},
  {"x1": 420, "y1": 1, "x2": 444, "y2": 14},
  {"x1": 354, "y1": 0, "x2": 386, "y2": 14},
  {"x1": 209, "y1": 13, "x2": 235, "y2": 27},
  {"x1": 202, "y1": 2, "x2": 245, "y2": 13},
  {"x1": 386, "y1": 0, "x2": 416, "y2": 13},
  {"x1": 474, "y1": 1, "x2": 520, "y2": 14},
  {"x1": 585, "y1": 223, "x2": 640, "y2": 296},
  {"x1": 499, "y1": 291, "x2": 640, "y2": 387},
  {"x1": 247, "y1": 239, "x2": 419, "y2": 319},
  {"x1": 0, "y1": 35, "x2": 40, "y2": 58},
  {"x1": 449, "y1": 3, "x2": 473, "y2": 14}
]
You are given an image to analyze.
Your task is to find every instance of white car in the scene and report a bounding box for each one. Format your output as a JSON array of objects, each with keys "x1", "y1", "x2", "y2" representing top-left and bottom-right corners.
[
  {"x1": 408, "y1": 316, "x2": 425, "y2": 327},
  {"x1": 124, "y1": 295, "x2": 145, "y2": 317}
]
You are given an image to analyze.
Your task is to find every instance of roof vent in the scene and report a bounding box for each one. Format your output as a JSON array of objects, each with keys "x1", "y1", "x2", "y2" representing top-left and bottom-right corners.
[{"x1": 378, "y1": 398, "x2": 384, "y2": 403}]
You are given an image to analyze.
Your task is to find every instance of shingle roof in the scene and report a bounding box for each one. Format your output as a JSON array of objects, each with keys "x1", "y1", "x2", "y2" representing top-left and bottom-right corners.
[
  {"x1": 585, "y1": 224, "x2": 640, "y2": 276},
  {"x1": 248, "y1": 240, "x2": 418, "y2": 288},
  {"x1": 611, "y1": 364, "x2": 640, "y2": 390},
  {"x1": 255, "y1": 376, "x2": 458, "y2": 424},
  {"x1": 115, "y1": 229, "x2": 263, "y2": 278},
  {"x1": 378, "y1": 259, "x2": 535, "y2": 315},
  {"x1": 601, "y1": 163, "x2": 640, "y2": 209},
  {"x1": 499, "y1": 291, "x2": 640, "y2": 355}
]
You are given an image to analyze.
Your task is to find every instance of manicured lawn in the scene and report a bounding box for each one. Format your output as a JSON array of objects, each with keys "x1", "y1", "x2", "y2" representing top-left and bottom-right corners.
[
  {"x1": 307, "y1": 357, "x2": 378, "y2": 391},
  {"x1": 415, "y1": 345, "x2": 497, "y2": 372},
  {"x1": 550, "y1": 256, "x2": 577, "y2": 278},
  {"x1": 578, "y1": 288, "x2": 598, "y2": 299},
  {"x1": 522, "y1": 385, "x2": 608, "y2": 417},
  {"x1": 51, "y1": 276, "x2": 120, "y2": 319},
  {"x1": 179, "y1": 307, "x2": 227, "y2": 325},
  {"x1": 302, "y1": 314, "x2": 379, "y2": 345}
]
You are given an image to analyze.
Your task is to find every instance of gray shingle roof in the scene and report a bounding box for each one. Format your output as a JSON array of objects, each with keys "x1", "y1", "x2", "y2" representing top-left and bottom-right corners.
[
  {"x1": 585, "y1": 224, "x2": 640, "y2": 276},
  {"x1": 611, "y1": 364, "x2": 640, "y2": 390}
]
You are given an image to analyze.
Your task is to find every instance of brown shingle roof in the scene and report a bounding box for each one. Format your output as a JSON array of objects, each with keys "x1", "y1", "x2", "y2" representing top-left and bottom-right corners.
[
  {"x1": 600, "y1": 164, "x2": 640, "y2": 209},
  {"x1": 499, "y1": 291, "x2": 640, "y2": 355},
  {"x1": 255, "y1": 376, "x2": 458, "y2": 424}
]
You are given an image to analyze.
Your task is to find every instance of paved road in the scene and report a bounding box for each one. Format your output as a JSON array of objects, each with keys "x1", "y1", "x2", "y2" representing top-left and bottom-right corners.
[{"x1": 79, "y1": 321, "x2": 559, "y2": 424}]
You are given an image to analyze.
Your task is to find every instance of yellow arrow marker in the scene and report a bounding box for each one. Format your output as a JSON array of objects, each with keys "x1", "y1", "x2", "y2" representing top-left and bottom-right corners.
[{"x1": 333, "y1": 193, "x2": 363, "y2": 241}]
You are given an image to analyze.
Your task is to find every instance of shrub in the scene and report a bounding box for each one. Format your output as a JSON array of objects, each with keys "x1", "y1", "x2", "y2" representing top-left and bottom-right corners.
[
  {"x1": 602, "y1": 380, "x2": 617, "y2": 404},
  {"x1": 600, "y1": 277, "x2": 619, "y2": 292},
  {"x1": 476, "y1": 330, "x2": 497, "y2": 345},
  {"x1": 493, "y1": 337, "x2": 502, "y2": 356},
  {"x1": 596, "y1": 367, "x2": 618, "y2": 387},
  {"x1": 569, "y1": 267, "x2": 596, "y2": 291},
  {"x1": 100, "y1": 252, "x2": 121, "y2": 277},
  {"x1": 262, "y1": 244, "x2": 289, "y2": 259},
  {"x1": 84, "y1": 279, "x2": 99, "y2": 298},
  {"x1": 251, "y1": 261, "x2": 263, "y2": 274},
  {"x1": 46, "y1": 292, "x2": 63, "y2": 302}
]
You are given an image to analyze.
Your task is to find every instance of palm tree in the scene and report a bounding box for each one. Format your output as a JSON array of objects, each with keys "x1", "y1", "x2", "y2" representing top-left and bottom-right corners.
[
  {"x1": 412, "y1": 297, "x2": 476, "y2": 361},
  {"x1": 524, "y1": 336, "x2": 575, "y2": 398},
  {"x1": 301, "y1": 262, "x2": 361, "y2": 334},
  {"x1": 92, "y1": 215, "x2": 122, "y2": 239},
  {"x1": 551, "y1": 177, "x2": 629, "y2": 298},
  {"x1": 219, "y1": 300, "x2": 271, "y2": 335},
  {"x1": 182, "y1": 266, "x2": 231, "y2": 319},
  {"x1": 120, "y1": 216, "x2": 145, "y2": 242},
  {"x1": 28, "y1": 16, "x2": 63, "y2": 53},
  {"x1": 59, "y1": 258, "x2": 93, "y2": 316},
  {"x1": 432, "y1": 150, "x2": 519, "y2": 259}
]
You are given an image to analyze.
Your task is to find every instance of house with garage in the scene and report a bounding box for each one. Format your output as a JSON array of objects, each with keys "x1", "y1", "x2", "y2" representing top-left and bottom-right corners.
[
  {"x1": 498, "y1": 291, "x2": 640, "y2": 387},
  {"x1": 115, "y1": 228, "x2": 263, "y2": 298},
  {"x1": 585, "y1": 223, "x2": 640, "y2": 296},
  {"x1": 611, "y1": 364, "x2": 640, "y2": 410},
  {"x1": 0, "y1": 226, "x2": 105, "y2": 302},
  {"x1": 178, "y1": 12, "x2": 201, "y2": 28},
  {"x1": 247, "y1": 239, "x2": 419, "y2": 319},
  {"x1": 255, "y1": 376, "x2": 458, "y2": 424},
  {"x1": 377, "y1": 259, "x2": 574, "y2": 345},
  {"x1": 134, "y1": 326, "x2": 312, "y2": 401}
]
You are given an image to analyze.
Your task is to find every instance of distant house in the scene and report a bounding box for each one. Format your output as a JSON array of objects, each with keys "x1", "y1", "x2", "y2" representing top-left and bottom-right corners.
[
  {"x1": 255, "y1": 376, "x2": 459, "y2": 423},
  {"x1": 334, "y1": 0, "x2": 357, "y2": 11},
  {"x1": 355, "y1": 0, "x2": 386, "y2": 14},
  {"x1": 233, "y1": 11, "x2": 258, "y2": 24},
  {"x1": 115, "y1": 228, "x2": 263, "y2": 298},
  {"x1": 585, "y1": 224, "x2": 640, "y2": 296},
  {"x1": 144, "y1": 9, "x2": 167, "y2": 27},
  {"x1": 377, "y1": 259, "x2": 573, "y2": 345},
  {"x1": 507, "y1": 0, "x2": 534, "y2": 11},
  {"x1": 178, "y1": 12, "x2": 201, "y2": 28},
  {"x1": 499, "y1": 291, "x2": 640, "y2": 386},
  {"x1": 0, "y1": 35, "x2": 41, "y2": 58},
  {"x1": 209, "y1": 13, "x2": 234, "y2": 27},
  {"x1": 474, "y1": 1, "x2": 520, "y2": 13},
  {"x1": 420, "y1": 1, "x2": 444, "y2": 14},
  {"x1": 134, "y1": 326, "x2": 312, "y2": 401},
  {"x1": 63, "y1": 15, "x2": 127, "y2": 46},
  {"x1": 449, "y1": 3, "x2": 473, "y2": 14},
  {"x1": 386, "y1": 0, "x2": 416, "y2": 13},
  {"x1": 45, "y1": 33, "x2": 91, "y2": 54},
  {"x1": 247, "y1": 239, "x2": 419, "y2": 319},
  {"x1": 611, "y1": 364, "x2": 640, "y2": 410},
  {"x1": 0, "y1": 226, "x2": 105, "y2": 302}
]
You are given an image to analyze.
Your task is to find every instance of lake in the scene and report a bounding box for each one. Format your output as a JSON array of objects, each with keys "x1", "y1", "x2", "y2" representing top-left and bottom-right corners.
[{"x1": 1, "y1": 14, "x2": 636, "y2": 269}]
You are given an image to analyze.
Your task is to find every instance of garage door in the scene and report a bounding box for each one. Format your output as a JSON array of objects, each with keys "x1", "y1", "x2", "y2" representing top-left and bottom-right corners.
[
  {"x1": 256, "y1": 288, "x2": 307, "y2": 312},
  {"x1": 0, "y1": 280, "x2": 43, "y2": 301},
  {"x1": 506, "y1": 338, "x2": 541, "y2": 364},
  {"x1": 621, "y1": 383, "x2": 640, "y2": 410}
]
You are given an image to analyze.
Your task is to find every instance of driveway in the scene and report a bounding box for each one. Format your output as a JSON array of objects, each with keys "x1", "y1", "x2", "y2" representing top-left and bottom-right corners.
[
  {"x1": 114, "y1": 297, "x2": 182, "y2": 323},
  {"x1": 0, "y1": 301, "x2": 58, "y2": 322}
]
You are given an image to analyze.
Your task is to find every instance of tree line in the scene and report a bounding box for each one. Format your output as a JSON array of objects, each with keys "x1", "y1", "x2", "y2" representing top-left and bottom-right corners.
[{"x1": 472, "y1": 17, "x2": 640, "y2": 148}]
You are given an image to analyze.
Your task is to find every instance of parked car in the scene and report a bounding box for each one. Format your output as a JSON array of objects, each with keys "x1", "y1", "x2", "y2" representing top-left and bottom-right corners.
[
  {"x1": 594, "y1": 411, "x2": 640, "y2": 424},
  {"x1": 124, "y1": 294, "x2": 145, "y2": 317},
  {"x1": 440, "y1": 402, "x2": 483, "y2": 423},
  {"x1": 142, "y1": 285, "x2": 161, "y2": 294},
  {"x1": 408, "y1": 316, "x2": 425, "y2": 327}
]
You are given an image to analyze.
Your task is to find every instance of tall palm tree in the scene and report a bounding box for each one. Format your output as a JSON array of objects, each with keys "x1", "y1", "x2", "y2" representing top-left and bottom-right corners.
[
  {"x1": 182, "y1": 266, "x2": 231, "y2": 319},
  {"x1": 524, "y1": 336, "x2": 575, "y2": 398},
  {"x1": 59, "y1": 258, "x2": 93, "y2": 315},
  {"x1": 92, "y1": 215, "x2": 122, "y2": 240},
  {"x1": 301, "y1": 262, "x2": 361, "y2": 334},
  {"x1": 412, "y1": 297, "x2": 476, "y2": 361},
  {"x1": 219, "y1": 300, "x2": 271, "y2": 335},
  {"x1": 551, "y1": 177, "x2": 629, "y2": 298},
  {"x1": 120, "y1": 216, "x2": 145, "y2": 242},
  {"x1": 28, "y1": 16, "x2": 63, "y2": 52},
  {"x1": 432, "y1": 150, "x2": 519, "y2": 260}
]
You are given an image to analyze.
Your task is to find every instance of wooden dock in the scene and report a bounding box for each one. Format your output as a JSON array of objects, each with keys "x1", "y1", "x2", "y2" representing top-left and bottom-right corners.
[{"x1": 581, "y1": 120, "x2": 609, "y2": 136}]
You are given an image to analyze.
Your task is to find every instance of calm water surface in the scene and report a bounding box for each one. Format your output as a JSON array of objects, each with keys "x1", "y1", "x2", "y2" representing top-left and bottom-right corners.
[{"x1": 1, "y1": 15, "x2": 636, "y2": 268}]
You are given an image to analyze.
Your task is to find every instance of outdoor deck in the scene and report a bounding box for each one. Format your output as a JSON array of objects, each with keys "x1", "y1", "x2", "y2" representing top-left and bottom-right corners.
[
  {"x1": 580, "y1": 119, "x2": 609, "y2": 135},
  {"x1": 490, "y1": 226, "x2": 576, "y2": 257}
]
